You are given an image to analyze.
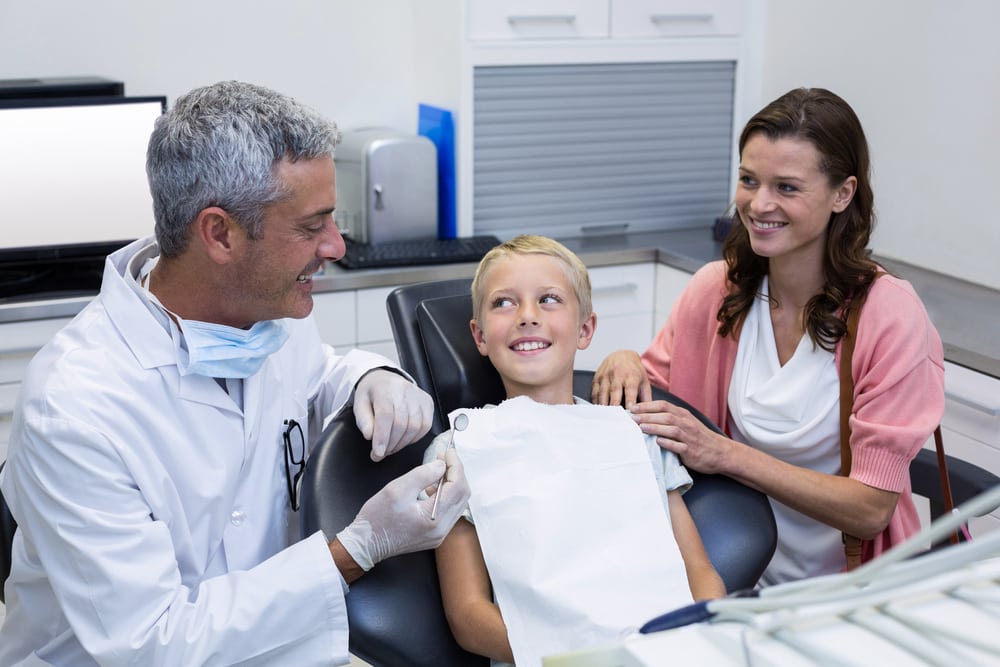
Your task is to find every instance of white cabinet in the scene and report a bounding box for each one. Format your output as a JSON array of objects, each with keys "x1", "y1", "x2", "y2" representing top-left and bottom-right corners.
[
  {"x1": 355, "y1": 286, "x2": 400, "y2": 363},
  {"x1": 310, "y1": 291, "x2": 356, "y2": 349},
  {"x1": 0, "y1": 317, "x2": 74, "y2": 461},
  {"x1": 312, "y1": 287, "x2": 400, "y2": 365},
  {"x1": 576, "y1": 263, "x2": 656, "y2": 370},
  {"x1": 467, "y1": 0, "x2": 610, "y2": 40},
  {"x1": 414, "y1": 0, "x2": 760, "y2": 240},
  {"x1": 466, "y1": 0, "x2": 745, "y2": 41},
  {"x1": 611, "y1": 1, "x2": 744, "y2": 38},
  {"x1": 927, "y1": 361, "x2": 1000, "y2": 536},
  {"x1": 654, "y1": 263, "x2": 693, "y2": 332}
]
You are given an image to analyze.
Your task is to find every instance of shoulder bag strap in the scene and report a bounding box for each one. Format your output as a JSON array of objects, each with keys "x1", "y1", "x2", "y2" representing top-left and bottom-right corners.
[
  {"x1": 839, "y1": 273, "x2": 957, "y2": 571},
  {"x1": 839, "y1": 292, "x2": 866, "y2": 570}
]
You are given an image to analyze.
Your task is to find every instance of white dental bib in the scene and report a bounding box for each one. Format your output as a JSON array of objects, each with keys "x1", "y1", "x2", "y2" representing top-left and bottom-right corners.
[{"x1": 451, "y1": 396, "x2": 691, "y2": 667}]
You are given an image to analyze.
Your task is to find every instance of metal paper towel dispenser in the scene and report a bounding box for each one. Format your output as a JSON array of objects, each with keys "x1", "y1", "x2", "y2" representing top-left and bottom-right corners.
[{"x1": 334, "y1": 128, "x2": 438, "y2": 244}]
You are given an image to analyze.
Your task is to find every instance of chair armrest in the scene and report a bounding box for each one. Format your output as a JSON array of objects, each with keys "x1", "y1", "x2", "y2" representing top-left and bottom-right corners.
[{"x1": 910, "y1": 448, "x2": 1000, "y2": 521}]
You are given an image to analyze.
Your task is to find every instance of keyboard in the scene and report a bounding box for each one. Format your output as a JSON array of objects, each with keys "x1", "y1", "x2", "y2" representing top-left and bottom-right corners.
[{"x1": 338, "y1": 235, "x2": 502, "y2": 270}]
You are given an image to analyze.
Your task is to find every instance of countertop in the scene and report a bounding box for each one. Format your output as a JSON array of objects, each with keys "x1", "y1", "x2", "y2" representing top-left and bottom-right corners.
[{"x1": 2, "y1": 228, "x2": 998, "y2": 379}]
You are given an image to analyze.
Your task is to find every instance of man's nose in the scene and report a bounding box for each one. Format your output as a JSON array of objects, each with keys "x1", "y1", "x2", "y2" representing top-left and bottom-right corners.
[{"x1": 320, "y1": 217, "x2": 346, "y2": 262}]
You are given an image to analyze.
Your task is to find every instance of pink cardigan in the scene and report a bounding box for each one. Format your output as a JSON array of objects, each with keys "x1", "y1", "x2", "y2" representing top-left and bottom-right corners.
[{"x1": 642, "y1": 261, "x2": 945, "y2": 562}]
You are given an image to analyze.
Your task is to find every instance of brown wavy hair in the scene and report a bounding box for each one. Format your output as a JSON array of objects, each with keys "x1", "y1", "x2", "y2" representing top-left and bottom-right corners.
[{"x1": 717, "y1": 87, "x2": 880, "y2": 351}]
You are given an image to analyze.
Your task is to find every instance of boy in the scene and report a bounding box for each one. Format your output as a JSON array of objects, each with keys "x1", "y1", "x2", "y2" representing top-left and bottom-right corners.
[{"x1": 425, "y1": 235, "x2": 724, "y2": 665}]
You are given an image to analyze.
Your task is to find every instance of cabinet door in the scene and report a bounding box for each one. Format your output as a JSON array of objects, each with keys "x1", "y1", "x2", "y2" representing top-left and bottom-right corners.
[
  {"x1": 467, "y1": 0, "x2": 610, "y2": 40},
  {"x1": 654, "y1": 263, "x2": 693, "y2": 331},
  {"x1": 611, "y1": 0, "x2": 744, "y2": 38},
  {"x1": 356, "y1": 286, "x2": 398, "y2": 348},
  {"x1": 0, "y1": 317, "x2": 74, "y2": 461},
  {"x1": 311, "y1": 291, "x2": 357, "y2": 349},
  {"x1": 924, "y1": 361, "x2": 1000, "y2": 537},
  {"x1": 577, "y1": 264, "x2": 656, "y2": 370}
]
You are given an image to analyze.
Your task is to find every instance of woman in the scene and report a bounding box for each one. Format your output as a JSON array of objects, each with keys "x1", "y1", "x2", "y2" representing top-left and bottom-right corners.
[{"x1": 592, "y1": 87, "x2": 945, "y2": 585}]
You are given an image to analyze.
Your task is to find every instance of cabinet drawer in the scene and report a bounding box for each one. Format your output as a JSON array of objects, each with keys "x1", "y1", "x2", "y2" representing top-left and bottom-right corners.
[
  {"x1": 589, "y1": 264, "x2": 655, "y2": 317},
  {"x1": 942, "y1": 361, "x2": 1000, "y2": 448},
  {"x1": 0, "y1": 382, "x2": 20, "y2": 417},
  {"x1": 0, "y1": 318, "x2": 71, "y2": 353},
  {"x1": 356, "y1": 286, "x2": 397, "y2": 344},
  {"x1": 311, "y1": 291, "x2": 357, "y2": 348},
  {"x1": 467, "y1": 0, "x2": 610, "y2": 40},
  {"x1": 654, "y1": 263, "x2": 693, "y2": 330},
  {"x1": 358, "y1": 340, "x2": 400, "y2": 365},
  {"x1": 611, "y1": 0, "x2": 744, "y2": 38},
  {"x1": 577, "y1": 312, "x2": 653, "y2": 371},
  {"x1": 0, "y1": 350, "x2": 38, "y2": 385}
]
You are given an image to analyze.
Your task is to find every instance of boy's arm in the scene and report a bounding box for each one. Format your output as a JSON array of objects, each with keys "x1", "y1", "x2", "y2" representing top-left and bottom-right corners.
[
  {"x1": 667, "y1": 490, "x2": 726, "y2": 600},
  {"x1": 435, "y1": 519, "x2": 515, "y2": 663}
]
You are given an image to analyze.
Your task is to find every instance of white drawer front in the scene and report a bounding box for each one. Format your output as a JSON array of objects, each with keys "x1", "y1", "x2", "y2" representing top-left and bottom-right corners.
[
  {"x1": 468, "y1": 0, "x2": 610, "y2": 40},
  {"x1": 311, "y1": 291, "x2": 357, "y2": 348},
  {"x1": 0, "y1": 351, "x2": 38, "y2": 385},
  {"x1": 576, "y1": 312, "x2": 653, "y2": 371},
  {"x1": 356, "y1": 286, "x2": 397, "y2": 344},
  {"x1": 589, "y1": 264, "x2": 655, "y2": 318},
  {"x1": 357, "y1": 340, "x2": 400, "y2": 365},
  {"x1": 654, "y1": 263, "x2": 693, "y2": 330},
  {"x1": 0, "y1": 318, "x2": 72, "y2": 353},
  {"x1": 611, "y1": 0, "x2": 744, "y2": 38},
  {"x1": 0, "y1": 383, "x2": 20, "y2": 417}
]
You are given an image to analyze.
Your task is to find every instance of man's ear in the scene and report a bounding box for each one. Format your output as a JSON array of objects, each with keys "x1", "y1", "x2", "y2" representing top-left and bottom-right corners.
[
  {"x1": 577, "y1": 312, "x2": 597, "y2": 350},
  {"x1": 470, "y1": 319, "x2": 489, "y2": 357},
  {"x1": 193, "y1": 206, "x2": 241, "y2": 264}
]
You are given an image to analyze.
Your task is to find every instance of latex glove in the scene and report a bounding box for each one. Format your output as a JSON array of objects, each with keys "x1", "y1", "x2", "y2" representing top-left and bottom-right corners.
[
  {"x1": 591, "y1": 349, "x2": 652, "y2": 408},
  {"x1": 354, "y1": 369, "x2": 433, "y2": 461},
  {"x1": 336, "y1": 448, "x2": 470, "y2": 570}
]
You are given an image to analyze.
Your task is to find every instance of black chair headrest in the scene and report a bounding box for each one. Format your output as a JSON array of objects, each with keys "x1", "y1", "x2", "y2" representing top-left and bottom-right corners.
[{"x1": 416, "y1": 293, "x2": 505, "y2": 427}]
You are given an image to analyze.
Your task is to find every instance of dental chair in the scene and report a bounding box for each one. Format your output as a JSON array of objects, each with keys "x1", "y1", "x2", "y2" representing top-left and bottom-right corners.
[
  {"x1": 385, "y1": 278, "x2": 779, "y2": 593},
  {"x1": 298, "y1": 278, "x2": 776, "y2": 667}
]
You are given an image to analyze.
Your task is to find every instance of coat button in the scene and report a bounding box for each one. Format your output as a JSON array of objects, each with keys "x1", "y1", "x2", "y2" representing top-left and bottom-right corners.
[{"x1": 230, "y1": 510, "x2": 246, "y2": 526}]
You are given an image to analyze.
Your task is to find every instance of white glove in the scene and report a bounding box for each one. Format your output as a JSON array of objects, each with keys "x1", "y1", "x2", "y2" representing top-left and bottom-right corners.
[
  {"x1": 336, "y1": 448, "x2": 470, "y2": 570},
  {"x1": 354, "y1": 369, "x2": 434, "y2": 461}
]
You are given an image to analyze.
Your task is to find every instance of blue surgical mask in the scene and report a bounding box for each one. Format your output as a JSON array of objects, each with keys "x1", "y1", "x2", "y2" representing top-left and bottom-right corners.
[{"x1": 174, "y1": 317, "x2": 290, "y2": 379}]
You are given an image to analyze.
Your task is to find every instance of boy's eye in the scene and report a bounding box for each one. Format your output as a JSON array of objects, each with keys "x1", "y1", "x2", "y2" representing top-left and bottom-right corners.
[
  {"x1": 540, "y1": 294, "x2": 561, "y2": 305},
  {"x1": 492, "y1": 297, "x2": 514, "y2": 308}
]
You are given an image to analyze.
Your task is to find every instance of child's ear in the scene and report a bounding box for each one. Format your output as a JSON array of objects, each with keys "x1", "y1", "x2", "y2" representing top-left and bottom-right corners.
[
  {"x1": 576, "y1": 312, "x2": 597, "y2": 350},
  {"x1": 470, "y1": 319, "x2": 489, "y2": 357}
]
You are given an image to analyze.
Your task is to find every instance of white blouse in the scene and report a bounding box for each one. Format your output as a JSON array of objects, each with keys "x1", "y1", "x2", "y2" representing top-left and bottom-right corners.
[{"x1": 727, "y1": 276, "x2": 844, "y2": 585}]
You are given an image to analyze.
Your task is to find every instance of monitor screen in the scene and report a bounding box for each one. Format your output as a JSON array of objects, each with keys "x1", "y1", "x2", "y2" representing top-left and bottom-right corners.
[{"x1": 0, "y1": 95, "x2": 165, "y2": 300}]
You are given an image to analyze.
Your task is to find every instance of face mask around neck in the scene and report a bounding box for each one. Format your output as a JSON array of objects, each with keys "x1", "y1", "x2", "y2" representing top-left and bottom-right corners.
[{"x1": 174, "y1": 317, "x2": 290, "y2": 379}]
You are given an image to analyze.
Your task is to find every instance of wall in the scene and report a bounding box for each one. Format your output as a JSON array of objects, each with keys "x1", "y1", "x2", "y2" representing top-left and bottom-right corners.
[
  {"x1": 0, "y1": 1, "x2": 421, "y2": 134},
  {"x1": 1, "y1": 0, "x2": 997, "y2": 289},
  {"x1": 758, "y1": 0, "x2": 1000, "y2": 290}
]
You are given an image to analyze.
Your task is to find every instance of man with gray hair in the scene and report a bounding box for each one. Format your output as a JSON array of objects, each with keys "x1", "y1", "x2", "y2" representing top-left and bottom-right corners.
[{"x1": 0, "y1": 81, "x2": 469, "y2": 665}]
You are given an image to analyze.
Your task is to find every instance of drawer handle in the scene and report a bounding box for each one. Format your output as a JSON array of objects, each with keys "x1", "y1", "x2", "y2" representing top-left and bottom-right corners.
[
  {"x1": 650, "y1": 13, "x2": 714, "y2": 24},
  {"x1": 507, "y1": 14, "x2": 577, "y2": 25},
  {"x1": 592, "y1": 283, "x2": 639, "y2": 296},
  {"x1": 945, "y1": 389, "x2": 1000, "y2": 417}
]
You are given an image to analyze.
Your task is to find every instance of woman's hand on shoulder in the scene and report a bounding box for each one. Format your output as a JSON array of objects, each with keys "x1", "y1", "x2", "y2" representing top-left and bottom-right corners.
[
  {"x1": 591, "y1": 350, "x2": 651, "y2": 408},
  {"x1": 631, "y1": 401, "x2": 734, "y2": 475}
]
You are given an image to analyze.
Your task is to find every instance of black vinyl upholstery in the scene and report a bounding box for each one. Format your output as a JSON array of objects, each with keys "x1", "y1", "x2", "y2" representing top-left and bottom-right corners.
[{"x1": 299, "y1": 409, "x2": 484, "y2": 667}]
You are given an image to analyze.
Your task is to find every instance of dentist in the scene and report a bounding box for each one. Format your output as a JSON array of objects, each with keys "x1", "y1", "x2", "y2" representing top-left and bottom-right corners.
[{"x1": 0, "y1": 81, "x2": 470, "y2": 666}]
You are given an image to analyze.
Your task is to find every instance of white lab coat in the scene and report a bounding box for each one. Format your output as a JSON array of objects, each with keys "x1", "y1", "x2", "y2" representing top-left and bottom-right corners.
[{"x1": 0, "y1": 237, "x2": 395, "y2": 666}]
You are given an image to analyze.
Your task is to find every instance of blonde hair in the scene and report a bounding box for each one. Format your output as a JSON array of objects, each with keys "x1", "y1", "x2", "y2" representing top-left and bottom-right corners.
[{"x1": 471, "y1": 235, "x2": 592, "y2": 324}]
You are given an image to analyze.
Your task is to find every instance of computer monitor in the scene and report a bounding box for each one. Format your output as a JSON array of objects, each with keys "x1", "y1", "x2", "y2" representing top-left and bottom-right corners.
[{"x1": 0, "y1": 95, "x2": 166, "y2": 301}]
